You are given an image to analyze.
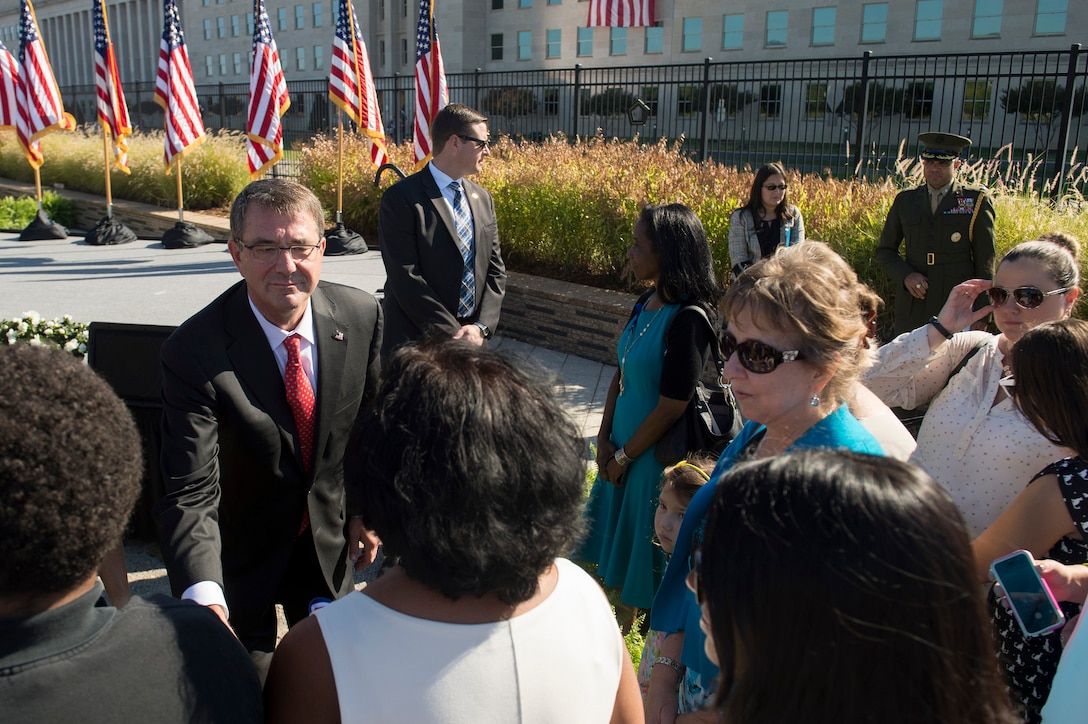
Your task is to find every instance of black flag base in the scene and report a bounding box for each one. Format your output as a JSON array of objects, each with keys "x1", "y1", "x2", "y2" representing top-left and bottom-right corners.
[
  {"x1": 19, "y1": 209, "x2": 68, "y2": 241},
  {"x1": 85, "y1": 216, "x2": 138, "y2": 246},
  {"x1": 162, "y1": 221, "x2": 215, "y2": 249},
  {"x1": 324, "y1": 222, "x2": 371, "y2": 255}
]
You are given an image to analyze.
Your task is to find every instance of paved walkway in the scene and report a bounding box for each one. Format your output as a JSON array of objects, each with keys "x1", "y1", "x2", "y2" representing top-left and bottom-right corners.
[{"x1": 0, "y1": 230, "x2": 614, "y2": 605}]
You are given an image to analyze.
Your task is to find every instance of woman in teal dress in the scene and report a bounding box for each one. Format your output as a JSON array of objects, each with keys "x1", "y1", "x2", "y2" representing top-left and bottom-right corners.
[{"x1": 576, "y1": 204, "x2": 721, "y2": 610}]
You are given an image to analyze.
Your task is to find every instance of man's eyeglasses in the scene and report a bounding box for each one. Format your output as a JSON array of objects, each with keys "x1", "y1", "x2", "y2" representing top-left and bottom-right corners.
[
  {"x1": 456, "y1": 134, "x2": 491, "y2": 150},
  {"x1": 762, "y1": 183, "x2": 788, "y2": 191},
  {"x1": 238, "y1": 242, "x2": 322, "y2": 264},
  {"x1": 721, "y1": 331, "x2": 803, "y2": 374},
  {"x1": 987, "y1": 285, "x2": 1070, "y2": 310}
]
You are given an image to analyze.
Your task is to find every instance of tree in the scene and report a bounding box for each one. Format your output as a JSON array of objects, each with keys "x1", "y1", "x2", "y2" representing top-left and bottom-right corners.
[
  {"x1": 836, "y1": 81, "x2": 902, "y2": 150},
  {"x1": 586, "y1": 88, "x2": 637, "y2": 117},
  {"x1": 482, "y1": 87, "x2": 538, "y2": 117},
  {"x1": 1000, "y1": 80, "x2": 1088, "y2": 153}
]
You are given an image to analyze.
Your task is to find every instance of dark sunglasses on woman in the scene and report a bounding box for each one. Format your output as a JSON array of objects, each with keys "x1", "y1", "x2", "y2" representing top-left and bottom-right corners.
[
  {"x1": 721, "y1": 331, "x2": 803, "y2": 374},
  {"x1": 987, "y1": 285, "x2": 1070, "y2": 310}
]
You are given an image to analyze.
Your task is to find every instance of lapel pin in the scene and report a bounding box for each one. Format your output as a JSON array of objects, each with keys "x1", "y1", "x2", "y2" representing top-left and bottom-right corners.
[{"x1": 333, "y1": 331, "x2": 344, "y2": 341}]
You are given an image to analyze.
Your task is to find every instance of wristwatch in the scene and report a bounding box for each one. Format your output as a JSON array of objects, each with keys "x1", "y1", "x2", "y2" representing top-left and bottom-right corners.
[{"x1": 474, "y1": 322, "x2": 492, "y2": 339}]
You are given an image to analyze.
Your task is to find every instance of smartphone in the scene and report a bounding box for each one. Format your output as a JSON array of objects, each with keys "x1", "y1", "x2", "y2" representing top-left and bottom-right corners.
[{"x1": 990, "y1": 550, "x2": 1066, "y2": 637}]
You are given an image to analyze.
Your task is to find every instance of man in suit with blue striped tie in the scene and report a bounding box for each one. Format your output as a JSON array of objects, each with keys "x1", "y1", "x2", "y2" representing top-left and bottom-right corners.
[{"x1": 378, "y1": 103, "x2": 507, "y2": 358}]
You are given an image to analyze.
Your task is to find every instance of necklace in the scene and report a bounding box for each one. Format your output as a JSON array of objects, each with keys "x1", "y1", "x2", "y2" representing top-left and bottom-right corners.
[{"x1": 619, "y1": 299, "x2": 662, "y2": 395}]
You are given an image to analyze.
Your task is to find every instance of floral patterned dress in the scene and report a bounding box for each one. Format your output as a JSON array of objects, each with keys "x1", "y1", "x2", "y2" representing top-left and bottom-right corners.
[{"x1": 991, "y1": 456, "x2": 1088, "y2": 724}]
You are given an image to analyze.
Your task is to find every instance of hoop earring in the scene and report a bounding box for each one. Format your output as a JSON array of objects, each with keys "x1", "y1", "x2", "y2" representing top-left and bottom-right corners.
[{"x1": 809, "y1": 393, "x2": 820, "y2": 407}]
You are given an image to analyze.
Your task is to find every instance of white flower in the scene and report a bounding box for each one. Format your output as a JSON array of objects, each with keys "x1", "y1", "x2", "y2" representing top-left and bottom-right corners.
[
  {"x1": 23, "y1": 311, "x2": 40, "y2": 325},
  {"x1": 63, "y1": 338, "x2": 78, "y2": 351},
  {"x1": 28, "y1": 335, "x2": 41, "y2": 346},
  {"x1": 16, "y1": 322, "x2": 28, "y2": 333},
  {"x1": 5, "y1": 329, "x2": 16, "y2": 343}
]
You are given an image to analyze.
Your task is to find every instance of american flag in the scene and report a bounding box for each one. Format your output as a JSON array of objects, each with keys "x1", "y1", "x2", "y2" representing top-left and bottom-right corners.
[
  {"x1": 155, "y1": 0, "x2": 205, "y2": 172},
  {"x1": 247, "y1": 0, "x2": 290, "y2": 179},
  {"x1": 330, "y1": 0, "x2": 387, "y2": 170},
  {"x1": 587, "y1": 0, "x2": 655, "y2": 27},
  {"x1": 94, "y1": 0, "x2": 132, "y2": 173},
  {"x1": 0, "y1": 40, "x2": 19, "y2": 130},
  {"x1": 16, "y1": 0, "x2": 74, "y2": 170},
  {"x1": 412, "y1": 0, "x2": 446, "y2": 170}
]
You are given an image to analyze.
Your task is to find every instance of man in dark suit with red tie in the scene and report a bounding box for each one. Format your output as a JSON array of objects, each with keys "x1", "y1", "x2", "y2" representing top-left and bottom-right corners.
[
  {"x1": 378, "y1": 103, "x2": 507, "y2": 356},
  {"x1": 155, "y1": 179, "x2": 382, "y2": 676}
]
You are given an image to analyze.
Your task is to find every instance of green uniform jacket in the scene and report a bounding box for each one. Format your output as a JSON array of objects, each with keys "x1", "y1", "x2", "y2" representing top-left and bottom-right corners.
[{"x1": 875, "y1": 181, "x2": 996, "y2": 335}]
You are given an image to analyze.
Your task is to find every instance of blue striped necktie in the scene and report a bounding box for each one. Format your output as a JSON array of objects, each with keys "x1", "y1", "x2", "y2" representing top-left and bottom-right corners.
[{"x1": 449, "y1": 181, "x2": 476, "y2": 318}]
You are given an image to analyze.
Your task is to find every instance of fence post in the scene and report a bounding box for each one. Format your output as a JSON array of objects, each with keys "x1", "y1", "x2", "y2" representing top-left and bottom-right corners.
[
  {"x1": 851, "y1": 51, "x2": 871, "y2": 179},
  {"x1": 573, "y1": 64, "x2": 583, "y2": 139},
  {"x1": 699, "y1": 57, "x2": 712, "y2": 162},
  {"x1": 1051, "y1": 43, "x2": 1081, "y2": 201},
  {"x1": 474, "y1": 68, "x2": 481, "y2": 110},
  {"x1": 218, "y1": 82, "x2": 226, "y2": 127}
]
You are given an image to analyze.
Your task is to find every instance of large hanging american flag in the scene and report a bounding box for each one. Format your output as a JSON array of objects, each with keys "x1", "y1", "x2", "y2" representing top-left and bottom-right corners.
[
  {"x1": 247, "y1": 0, "x2": 289, "y2": 179},
  {"x1": 0, "y1": 40, "x2": 19, "y2": 129},
  {"x1": 330, "y1": 0, "x2": 387, "y2": 170},
  {"x1": 16, "y1": 0, "x2": 74, "y2": 169},
  {"x1": 586, "y1": 0, "x2": 655, "y2": 27},
  {"x1": 94, "y1": 0, "x2": 132, "y2": 173},
  {"x1": 412, "y1": 0, "x2": 445, "y2": 170},
  {"x1": 155, "y1": 0, "x2": 205, "y2": 172}
]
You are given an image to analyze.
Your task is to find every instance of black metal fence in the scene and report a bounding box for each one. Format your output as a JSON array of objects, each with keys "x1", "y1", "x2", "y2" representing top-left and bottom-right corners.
[{"x1": 59, "y1": 44, "x2": 1088, "y2": 192}]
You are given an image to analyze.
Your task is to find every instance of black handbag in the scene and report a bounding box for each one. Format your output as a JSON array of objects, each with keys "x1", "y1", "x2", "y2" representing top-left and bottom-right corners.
[{"x1": 655, "y1": 305, "x2": 743, "y2": 465}]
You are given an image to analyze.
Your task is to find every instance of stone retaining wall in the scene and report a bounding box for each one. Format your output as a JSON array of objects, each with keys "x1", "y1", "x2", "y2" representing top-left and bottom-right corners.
[{"x1": 0, "y1": 180, "x2": 634, "y2": 364}]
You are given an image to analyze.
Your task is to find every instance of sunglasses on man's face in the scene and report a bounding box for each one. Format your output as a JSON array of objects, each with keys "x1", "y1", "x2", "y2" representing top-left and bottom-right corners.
[
  {"x1": 721, "y1": 331, "x2": 803, "y2": 374},
  {"x1": 987, "y1": 285, "x2": 1070, "y2": 310},
  {"x1": 456, "y1": 133, "x2": 491, "y2": 150}
]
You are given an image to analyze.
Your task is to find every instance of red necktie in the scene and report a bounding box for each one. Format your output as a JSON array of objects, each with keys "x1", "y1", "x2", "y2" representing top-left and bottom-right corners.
[{"x1": 285, "y1": 334, "x2": 315, "y2": 534}]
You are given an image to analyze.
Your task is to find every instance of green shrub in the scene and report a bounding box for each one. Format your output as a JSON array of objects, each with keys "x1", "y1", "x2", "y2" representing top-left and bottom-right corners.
[{"x1": 0, "y1": 190, "x2": 73, "y2": 229}]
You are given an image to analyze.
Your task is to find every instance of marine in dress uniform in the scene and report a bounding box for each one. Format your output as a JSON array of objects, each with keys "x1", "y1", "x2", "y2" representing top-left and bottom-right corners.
[{"x1": 875, "y1": 132, "x2": 996, "y2": 335}]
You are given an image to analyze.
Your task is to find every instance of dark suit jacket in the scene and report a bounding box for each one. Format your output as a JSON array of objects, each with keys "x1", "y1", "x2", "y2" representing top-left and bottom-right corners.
[
  {"x1": 154, "y1": 280, "x2": 382, "y2": 624},
  {"x1": 875, "y1": 181, "x2": 995, "y2": 335},
  {"x1": 378, "y1": 165, "x2": 507, "y2": 355}
]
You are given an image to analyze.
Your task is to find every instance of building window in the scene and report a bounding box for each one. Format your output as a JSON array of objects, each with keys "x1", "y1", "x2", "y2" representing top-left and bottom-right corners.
[
  {"x1": 401, "y1": 38, "x2": 409, "y2": 65},
  {"x1": 246, "y1": 12, "x2": 254, "y2": 34},
  {"x1": 492, "y1": 0, "x2": 503, "y2": 8},
  {"x1": 760, "y1": 84, "x2": 782, "y2": 117},
  {"x1": 232, "y1": 52, "x2": 242, "y2": 74},
  {"x1": 861, "y1": 3, "x2": 887, "y2": 42},
  {"x1": 546, "y1": 29, "x2": 561, "y2": 58},
  {"x1": 216, "y1": 16, "x2": 226, "y2": 38},
  {"x1": 766, "y1": 10, "x2": 788, "y2": 47},
  {"x1": 577, "y1": 27, "x2": 593, "y2": 56},
  {"x1": 379, "y1": 0, "x2": 384, "y2": 20},
  {"x1": 962, "y1": 80, "x2": 992, "y2": 119},
  {"x1": 610, "y1": 27, "x2": 627, "y2": 55},
  {"x1": 379, "y1": 40, "x2": 386, "y2": 67},
  {"x1": 722, "y1": 13, "x2": 743, "y2": 50},
  {"x1": 231, "y1": 15, "x2": 240, "y2": 36},
  {"x1": 203, "y1": 18, "x2": 212, "y2": 39},
  {"x1": 645, "y1": 23, "x2": 663, "y2": 54},
  {"x1": 972, "y1": 0, "x2": 1002, "y2": 37},
  {"x1": 811, "y1": 7, "x2": 835, "y2": 46},
  {"x1": 518, "y1": 30, "x2": 531, "y2": 60},
  {"x1": 491, "y1": 33, "x2": 503, "y2": 60},
  {"x1": 914, "y1": 0, "x2": 942, "y2": 41},
  {"x1": 804, "y1": 82, "x2": 828, "y2": 117},
  {"x1": 314, "y1": 45, "x2": 324, "y2": 69},
  {"x1": 519, "y1": 0, "x2": 531, "y2": 7},
  {"x1": 296, "y1": 46, "x2": 305, "y2": 71},
  {"x1": 313, "y1": 3, "x2": 322, "y2": 27},
  {"x1": 682, "y1": 18, "x2": 702, "y2": 52},
  {"x1": 206, "y1": 55, "x2": 214, "y2": 76},
  {"x1": 677, "y1": 86, "x2": 698, "y2": 116},
  {"x1": 219, "y1": 54, "x2": 228, "y2": 75},
  {"x1": 544, "y1": 88, "x2": 559, "y2": 116},
  {"x1": 903, "y1": 80, "x2": 934, "y2": 119},
  {"x1": 548, "y1": 0, "x2": 560, "y2": 4},
  {"x1": 402, "y1": 0, "x2": 408, "y2": 18},
  {"x1": 277, "y1": 7, "x2": 287, "y2": 30},
  {"x1": 1035, "y1": 0, "x2": 1067, "y2": 35},
  {"x1": 295, "y1": 5, "x2": 304, "y2": 28}
]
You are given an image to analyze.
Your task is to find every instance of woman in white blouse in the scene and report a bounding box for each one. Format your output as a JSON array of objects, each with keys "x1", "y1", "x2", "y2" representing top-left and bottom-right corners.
[{"x1": 863, "y1": 235, "x2": 1079, "y2": 535}]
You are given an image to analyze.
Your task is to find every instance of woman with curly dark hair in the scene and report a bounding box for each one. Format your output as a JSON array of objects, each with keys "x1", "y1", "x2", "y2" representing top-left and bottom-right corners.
[{"x1": 265, "y1": 340, "x2": 642, "y2": 723}]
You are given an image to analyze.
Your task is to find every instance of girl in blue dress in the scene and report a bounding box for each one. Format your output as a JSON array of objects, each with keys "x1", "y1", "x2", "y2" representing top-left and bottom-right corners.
[{"x1": 576, "y1": 204, "x2": 720, "y2": 610}]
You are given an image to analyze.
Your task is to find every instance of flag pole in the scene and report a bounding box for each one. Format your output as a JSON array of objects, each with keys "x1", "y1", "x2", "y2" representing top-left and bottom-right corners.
[
  {"x1": 33, "y1": 166, "x2": 41, "y2": 207},
  {"x1": 175, "y1": 156, "x2": 184, "y2": 223},
  {"x1": 336, "y1": 112, "x2": 345, "y2": 224},
  {"x1": 101, "y1": 126, "x2": 114, "y2": 218}
]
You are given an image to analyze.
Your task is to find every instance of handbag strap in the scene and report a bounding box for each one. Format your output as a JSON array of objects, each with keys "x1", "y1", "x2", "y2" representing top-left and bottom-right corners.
[{"x1": 666, "y1": 303, "x2": 724, "y2": 387}]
